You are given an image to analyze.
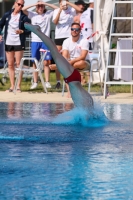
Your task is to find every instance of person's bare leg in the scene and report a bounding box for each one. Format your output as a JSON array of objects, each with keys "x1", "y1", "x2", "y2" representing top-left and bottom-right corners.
[
  {"x1": 44, "y1": 60, "x2": 51, "y2": 82},
  {"x1": 33, "y1": 62, "x2": 38, "y2": 83},
  {"x1": 80, "y1": 72, "x2": 86, "y2": 85},
  {"x1": 56, "y1": 70, "x2": 60, "y2": 82},
  {"x1": 86, "y1": 72, "x2": 90, "y2": 83},
  {"x1": 15, "y1": 50, "x2": 23, "y2": 89},
  {"x1": 6, "y1": 51, "x2": 15, "y2": 90},
  {"x1": 73, "y1": 60, "x2": 90, "y2": 70},
  {"x1": 65, "y1": 83, "x2": 71, "y2": 98},
  {"x1": 55, "y1": 45, "x2": 62, "y2": 85}
]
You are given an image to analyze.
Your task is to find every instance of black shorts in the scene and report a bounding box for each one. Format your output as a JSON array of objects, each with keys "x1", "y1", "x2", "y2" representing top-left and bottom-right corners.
[
  {"x1": 5, "y1": 45, "x2": 25, "y2": 52},
  {"x1": 89, "y1": 43, "x2": 93, "y2": 50},
  {"x1": 54, "y1": 38, "x2": 68, "y2": 46}
]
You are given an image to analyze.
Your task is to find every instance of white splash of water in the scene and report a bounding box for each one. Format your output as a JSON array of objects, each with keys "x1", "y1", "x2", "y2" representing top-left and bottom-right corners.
[{"x1": 53, "y1": 99, "x2": 108, "y2": 127}]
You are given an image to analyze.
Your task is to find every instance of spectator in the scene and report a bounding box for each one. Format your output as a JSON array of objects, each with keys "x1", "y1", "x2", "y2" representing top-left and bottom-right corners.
[
  {"x1": 74, "y1": 0, "x2": 86, "y2": 85},
  {"x1": 74, "y1": 0, "x2": 85, "y2": 23},
  {"x1": 80, "y1": 0, "x2": 94, "y2": 85},
  {"x1": 22, "y1": 0, "x2": 58, "y2": 89},
  {"x1": 80, "y1": 0, "x2": 94, "y2": 50},
  {"x1": 0, "y1": 0, "x2": 30, "y2": 92},
  {"x1": 62, "y1": 22, "x2": 90, "y2": 98},
  {"x1": 52, "y1": 0, "x2": 82, "y2": 89}
]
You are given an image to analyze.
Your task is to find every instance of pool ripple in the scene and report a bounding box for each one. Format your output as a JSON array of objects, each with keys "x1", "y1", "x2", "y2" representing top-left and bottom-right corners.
[{"x1": 0, "y1": 103, "x2": 133, "y2": 199}]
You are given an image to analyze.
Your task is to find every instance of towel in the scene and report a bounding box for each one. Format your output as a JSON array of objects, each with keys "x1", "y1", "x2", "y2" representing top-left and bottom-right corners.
[
  {"x1": 87, "y1": 52, "x2": 104, "y2": 83},
  {"x1": 114, "y1": 39, "x2": 132, "y2": 81}
]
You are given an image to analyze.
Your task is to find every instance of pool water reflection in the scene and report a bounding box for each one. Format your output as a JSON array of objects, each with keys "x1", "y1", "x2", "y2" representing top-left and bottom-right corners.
[{"x1": 0, "y1": 102, "x2": 133, "y2": 199}]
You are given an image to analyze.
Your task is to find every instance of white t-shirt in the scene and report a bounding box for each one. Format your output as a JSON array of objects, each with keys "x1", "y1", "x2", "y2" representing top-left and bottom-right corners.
[
  {"x1": 80, "y1": 8, "x2": 93, "y2": 42},
  {"x1": 53, "y1": 7, "x2": 76, "y2": 39},
  {"x1": 62, "y1": 35, "x2": 89, "y2": 60},
  {"x1": 28, "y1": 10, "x2": 53, "y2": 42},
  {"x1": 6, "y1": 13, "x2": 21, "y2": 45}
]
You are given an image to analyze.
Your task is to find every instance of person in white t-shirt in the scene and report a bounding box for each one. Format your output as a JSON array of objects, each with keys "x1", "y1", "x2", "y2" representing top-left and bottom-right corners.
[
  {"x1": 52, "y1": 0, "x2": 82, "y2": 89},
  {"x1": 80, "y1": 0, "x2": 94, "y2": 50},
  {"x1": 73, "y1": 0, "x2": 85, "y2": 23},
  {"x1": 79, "y1": 0, "x2": 94, "y2": 85},
  {"x1": 22, "y1": 0, "x2": 58, "y2": 89},
  {"x1": 0, "y1": 0, "x2": 30, "y2": 92},
  {"x1": 62, "y1": 22, "x2": 90, "y2": 97},
  {"x1": 73, "y1": 0, "x2": 87, "y2": 86}
]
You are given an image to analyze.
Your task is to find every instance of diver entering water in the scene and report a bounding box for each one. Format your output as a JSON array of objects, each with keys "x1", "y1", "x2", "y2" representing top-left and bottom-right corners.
[{"x1": 24, "y1": 23, "x2": 93, "y2": 110}]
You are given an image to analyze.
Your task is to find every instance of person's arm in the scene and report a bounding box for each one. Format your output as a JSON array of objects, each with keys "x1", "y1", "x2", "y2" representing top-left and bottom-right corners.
[
  {"x1": 22, "y1": 3, "x2": 37, "y2": 15},
  {"x1": 66, "y1": 1, "x2": 82, "y2": 12},
  {"x1": 62, "y1": 39, "x2": 70, "y2": 60},
  {"x1": 15, "y1": 15, "x2": 31, "y2": 35},
  {"x1": 43, "y1": 2, "x2": 58, "y2": 10},
  {"x1": 69, "y1": 50, "x2": 88, "y2": 65},
  {"x1": 73, "y1": 15, "x2": 80, "y2": 23},
  {"x1": 53, "y1": 6, "x2": 62, "y2": 25},
  {"x1": 23, "y1": 16, "x2": 31, "y2": 35},
  {"x1": 62, "y1": 49, "x2": 70, "y2": 60}
]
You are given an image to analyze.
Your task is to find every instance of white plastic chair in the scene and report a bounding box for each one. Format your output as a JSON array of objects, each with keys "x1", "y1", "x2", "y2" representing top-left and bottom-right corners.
[
  {"x1": 0, "y1": 37, "x2": 33, "y2": 83},
  {"x1": 88, "y1": 49, "x2": 103, "y2": 94},
  {"x1": 14, "y1": 49, "x2": 48, "y2": 94}
]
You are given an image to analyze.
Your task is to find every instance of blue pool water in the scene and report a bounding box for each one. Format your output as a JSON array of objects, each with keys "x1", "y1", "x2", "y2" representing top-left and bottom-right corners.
[{"x1": 0, "y1": 102, "x2": 133, "y2": 199}]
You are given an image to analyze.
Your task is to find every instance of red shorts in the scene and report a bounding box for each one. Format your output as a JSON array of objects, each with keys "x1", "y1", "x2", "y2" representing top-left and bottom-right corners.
[{"x1": 64, "y1": 69, "x2": 81, "y2": 83}]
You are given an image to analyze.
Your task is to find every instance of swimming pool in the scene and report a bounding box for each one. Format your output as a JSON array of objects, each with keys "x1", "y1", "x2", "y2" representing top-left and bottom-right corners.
[{"x1": 0, "y1": 102, "x2": 133, "y2": 199}]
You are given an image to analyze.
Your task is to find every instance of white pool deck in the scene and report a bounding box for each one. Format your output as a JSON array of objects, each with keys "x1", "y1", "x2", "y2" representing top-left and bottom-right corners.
[{"x1": 0, "y1": 91, "x2": 133, "y2": 104}]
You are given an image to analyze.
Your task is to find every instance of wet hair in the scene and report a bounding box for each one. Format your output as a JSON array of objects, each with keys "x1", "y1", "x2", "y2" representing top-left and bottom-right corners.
[{"x1": 71, "y1": 22, "x2": 81, "y2": 28}]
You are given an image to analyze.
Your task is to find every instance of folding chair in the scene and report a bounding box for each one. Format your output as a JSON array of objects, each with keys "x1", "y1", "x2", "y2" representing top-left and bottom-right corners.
[
  {"x1": 14, "y1": 49, "x2": 48, "y2": 94},
  {"x1": 0, "y1": 36, "x2": 33, "y2": 84},
  {"x1": 87, "y1": 49, "x2": 103, "y2": 94}
]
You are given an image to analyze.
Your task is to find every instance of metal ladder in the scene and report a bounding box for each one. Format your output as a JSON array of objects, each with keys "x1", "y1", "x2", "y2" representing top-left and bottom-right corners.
[{"x1": 104, "y1": 0, "x2": 133, "y2": 98}]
